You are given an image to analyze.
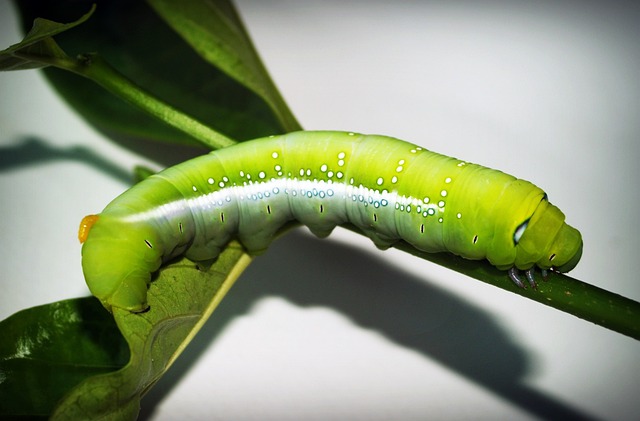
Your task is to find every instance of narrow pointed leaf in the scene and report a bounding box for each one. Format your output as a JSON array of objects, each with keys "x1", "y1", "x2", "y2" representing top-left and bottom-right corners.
[
  {"x1": 147, "y1": 0, "x2": 301, "y2": 132},
  {"x1": 0, "y1": 4, "x2": 94, "y2": 71}
]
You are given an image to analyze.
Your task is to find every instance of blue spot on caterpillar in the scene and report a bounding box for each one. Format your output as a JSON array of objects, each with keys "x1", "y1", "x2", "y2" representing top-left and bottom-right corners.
[{"x1": 79, "y1": 131, "x2": 582, "y2": 312}]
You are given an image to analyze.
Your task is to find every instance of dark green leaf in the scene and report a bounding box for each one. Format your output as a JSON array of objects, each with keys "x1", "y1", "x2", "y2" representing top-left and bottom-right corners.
[
  {"x1": 12, "y1": 0, "x2": 290, "y2": 153},
  {"x1": 0, "y1": 298, "x2": 129, "y2": 418},
  {"x1": 51, "y1": 245, "x2": 251, "y2": 420},
  {"x1": 147, "y1": 0, "x2": 301, "y2": 132}
]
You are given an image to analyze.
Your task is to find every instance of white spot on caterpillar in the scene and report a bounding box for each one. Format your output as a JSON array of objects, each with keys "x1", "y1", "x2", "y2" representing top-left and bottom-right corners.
[
  {"x1": 272, "y1": 151, "x2": 279, "y2": 159},
  {"x1": 299, "y1": 169, "x2": 305, "y2": 176},
  {"x1": 457, "y1": 213, "x2": 462, "y2": 219},
  {"x1": 306, "y1": 169, "x2": 312, "y2": 176},
  {"x1": 445, "y1": 177, "x2": 452, "y2": 183},
  {"x1": 338, "y1": 152, "x2": 346, "y2": 159},
  {"x1": 423, "y1": 197, "x2": 430, "y2": 203},
  {"x1": 427, "y1": 208, "x2": 435, "y2": 216},
  {"x1": 338, "y1": 159, "x2": 345, "y2": 167},
  {"x1": 438, "y1": 200, "x2": 445, "y2": 208},
  {"x1": 208, "y1": 178, "x2": 214, "y2": 184},
  {"x1": 259, "y1": 171, "x2": 266, "y2": 179},
  {"x1": 396, "y1": 166, "x2": 403, "y2": 172},
  {"x1": 320, "y1": 164, "x2": 328, "y2": 172},
  {"x1": 391, "y1": 176, "x2": 398, "y2": 184},
  {"x1": 440, "y1": 190, "x2": 447, "y2": 197},
  {"x1": 376, "y1": 177, "x2": 384, "y2": 186},
  {"x1": 275, "y1": 164, "x2": 282, "y2": 171},
  {"x1": 219, "y1": 181, "x2": 225, "y2": 188},
  {"x1": 192, "y1": 186, "x2": 198, "y2": 192},
  {"x1": 398, "y1": 159, "x2": 405, "y2": 165},
  {"x1": 327, "y1": 171, "x2": 334, "y2": 178},
  {"x1": 438, "y1": 217, "x2": 443, "y2": 223},
  {"x1": 336, "y1": 172, "x2": 344, "y2": 179},
  {"x1": 239, "y1": 170, "x2": 245, "y2": 177}
]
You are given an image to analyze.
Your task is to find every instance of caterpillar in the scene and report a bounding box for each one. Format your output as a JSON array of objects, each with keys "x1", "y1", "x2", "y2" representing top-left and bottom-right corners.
[{"x1": 79, "y1": 131, "x2": 582, "y2": 312}]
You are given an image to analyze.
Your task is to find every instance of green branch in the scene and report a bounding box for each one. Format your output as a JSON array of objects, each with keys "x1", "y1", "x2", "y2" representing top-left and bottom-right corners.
[
  {"x1": 392, "y1": 237, "x2": 640, "y2": 340},
  {"x1": 22, "y1": 51, "x2": 237, "y2": 150}
]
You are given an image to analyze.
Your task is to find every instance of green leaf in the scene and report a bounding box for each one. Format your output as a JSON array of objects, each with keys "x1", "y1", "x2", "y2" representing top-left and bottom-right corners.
[
  {"x1": 50, "y1": 245, "x2": 252, "y2": 420},
  {"x1": 11, "y1": 0, "x2": 291, "y2": 151},
  {"x1": 0, "y1": 4, "x2": 94, "y2": 71},
  {"x1": 147, "y1": 0, "x2": 301, "y2": 133},
  {"x1": 0, "y1": 297, "x2": 129, "y2": 418}
]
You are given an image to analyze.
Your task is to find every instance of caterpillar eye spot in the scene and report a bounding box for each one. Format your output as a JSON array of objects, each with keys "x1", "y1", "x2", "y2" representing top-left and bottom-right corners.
[
  {"x1": 549, "y1": 253, "x2": 557, "y2": 261},
  {"x1": 267, "y1": 205, "x2": 272, "y2": 215},
  {"x1": 420, "y1": 224, "x2": 424, "y2": 234},
  {"x1": 220, "y1": 212, "x2": 225, "y2": 223},
  {"x1": 179, "y1": 222, "x2": 183, "y2": 234},
  {"x1": 319, "y1": 204, "x2": 324, "y2": 213},
  {"x1": 473, "y1": 235, "x2": 478, "y2": 244},
  {"x1": 144, "y1": 240, "x2": 153, "y2": 249},
  {"x1": 373, "y1": 213, "x2": 378, "y2": 222}
]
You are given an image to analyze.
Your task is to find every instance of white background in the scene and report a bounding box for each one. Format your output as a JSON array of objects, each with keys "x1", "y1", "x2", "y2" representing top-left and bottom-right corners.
[{"x1": 1, "y1": 1, "x2": 639, "y2": 420}]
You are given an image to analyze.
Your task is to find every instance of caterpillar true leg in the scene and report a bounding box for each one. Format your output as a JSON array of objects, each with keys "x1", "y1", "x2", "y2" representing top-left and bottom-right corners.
[
  {"x1": 508, "y1": 267, "x2": 525, "y2": 288},
  {"x1": 507, "y1": 267, "x2": 541, "y2": 289},
  {"x1": 525, "y1": 268, "x2": 538, "y2": 289}
]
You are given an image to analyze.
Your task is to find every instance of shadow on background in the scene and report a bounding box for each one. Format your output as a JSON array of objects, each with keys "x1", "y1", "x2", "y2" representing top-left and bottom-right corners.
[
  {"x1": 140, "y1": 231, "x2": 598, "y2": 421},
  {"x1": 0, "y1": 138, "x2": 596, "y2": 420},
  {"x1": 0, "y1": 137, "x2": 133, "y2": 184},
  {"x1": 0, "y1": 136, "x2": 205, "y2": 179}
]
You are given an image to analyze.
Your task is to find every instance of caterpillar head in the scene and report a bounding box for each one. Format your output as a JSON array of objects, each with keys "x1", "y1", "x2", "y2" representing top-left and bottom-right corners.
[{"x1": 514, "y1": 199, "x2": 582, "y2": 273}]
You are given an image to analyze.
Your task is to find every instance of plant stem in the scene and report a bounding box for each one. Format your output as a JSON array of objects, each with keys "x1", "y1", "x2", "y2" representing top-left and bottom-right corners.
[
  {"x1": 56, "y1": 53, "x2": 236, "y2": 150},
  {"x1": 391, "y1": 238, "x2": 640, "y2": 340}
]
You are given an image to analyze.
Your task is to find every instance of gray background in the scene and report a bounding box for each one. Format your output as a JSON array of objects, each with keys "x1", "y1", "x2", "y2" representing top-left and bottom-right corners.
[{"x1": 1, "y1": 1, "x2": 639, "y2": 419}]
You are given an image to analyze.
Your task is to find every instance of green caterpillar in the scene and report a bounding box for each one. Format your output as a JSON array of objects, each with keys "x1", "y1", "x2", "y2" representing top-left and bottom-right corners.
[{"x1": 79, "y1": 131, "x2": 582, "y2": 312}]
